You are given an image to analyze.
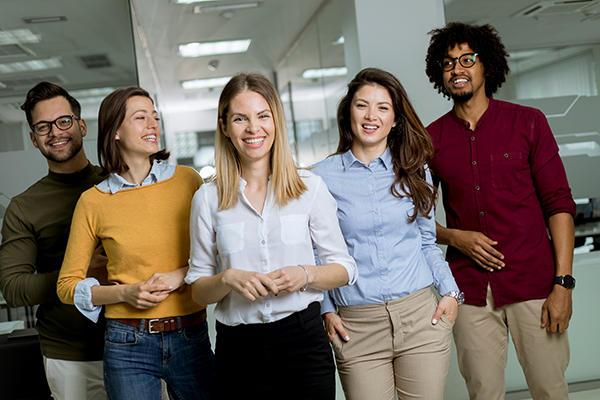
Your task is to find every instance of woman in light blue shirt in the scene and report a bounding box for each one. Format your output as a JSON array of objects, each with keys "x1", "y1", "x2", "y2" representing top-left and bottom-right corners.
[{"x1": 312, "y1": 68, "x2": 462, "y2": 400}]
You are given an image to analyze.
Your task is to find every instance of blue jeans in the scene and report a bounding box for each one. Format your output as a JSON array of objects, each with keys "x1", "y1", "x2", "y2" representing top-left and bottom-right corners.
[{"x1": 103, "y1": 317, "x2": 217, "y2": 400}]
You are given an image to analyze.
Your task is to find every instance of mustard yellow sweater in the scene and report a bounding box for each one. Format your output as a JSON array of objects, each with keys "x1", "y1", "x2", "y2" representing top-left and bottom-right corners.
[{"x1": 57, "y1": 166, "x2": 204, "y2": 319}]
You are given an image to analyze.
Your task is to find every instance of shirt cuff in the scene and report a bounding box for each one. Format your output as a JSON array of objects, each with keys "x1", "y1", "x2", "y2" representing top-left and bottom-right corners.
[
  {"x1": 320, "y1": 291, "x2": 338, "y2": 315},
  {"x1": 74, "y1": 278, "x2": 102, "y2": 323},
  {"x1": 436, "y1": 280, "x2": 460, "y2": 298}
]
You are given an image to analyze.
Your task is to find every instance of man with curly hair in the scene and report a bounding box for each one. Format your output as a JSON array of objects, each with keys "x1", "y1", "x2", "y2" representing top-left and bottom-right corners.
[{"x1": 424, "y1": 22, "x2": 575, "y2": 399}]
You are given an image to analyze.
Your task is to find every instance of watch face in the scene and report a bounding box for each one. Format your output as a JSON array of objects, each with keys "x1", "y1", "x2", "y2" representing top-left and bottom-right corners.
[{"x1": 563, "y1": 275, "x2": 575, "y2": 289}]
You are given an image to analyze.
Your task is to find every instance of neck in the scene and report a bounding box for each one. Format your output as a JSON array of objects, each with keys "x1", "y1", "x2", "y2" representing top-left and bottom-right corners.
[
  {"x1": 241, "y1": 158, "x2": 270, "y2": 187},
  {"x1": 47, "y1": 149, "x2": 89, "y2": 174},
  {"x1": 350, "y1": 142, "x2": 387, "y2": 167},
  {"x1": 120, "y1": 156, "x2": 153, "y2": 185},
  {"x1": 453, "y1": 94, "x2": 490, "y2": 130}
]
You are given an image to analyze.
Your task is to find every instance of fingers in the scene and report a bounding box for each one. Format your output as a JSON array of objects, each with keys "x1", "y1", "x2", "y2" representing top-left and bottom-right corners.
[
  {"x1": 267, "y1": 266, "x2": 304, "y2": 293},
  {"x1": 323, "y1": 312, "x2": 349, "y2": 342},
  {"x1": 431, "y1": 304, "x2": 444, "y2": 325}
]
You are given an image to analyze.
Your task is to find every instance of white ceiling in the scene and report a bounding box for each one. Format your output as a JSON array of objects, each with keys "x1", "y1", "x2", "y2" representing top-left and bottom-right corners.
[{"x1": 0, "y1": 0, "x2": 599, "y2": 128}]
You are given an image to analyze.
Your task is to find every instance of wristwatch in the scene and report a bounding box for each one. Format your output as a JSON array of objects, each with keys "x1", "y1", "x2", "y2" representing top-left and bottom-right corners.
[
  {"x1": 553, "y1": 275, "x2": 575, "y2": 290},
  {"x1": 443, "y1": 290, "x2": 465, "y2": 306}
]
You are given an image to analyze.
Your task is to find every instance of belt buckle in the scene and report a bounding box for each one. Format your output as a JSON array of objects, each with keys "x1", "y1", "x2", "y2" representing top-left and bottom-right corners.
[{"x1": 148, "y1": 319, "x2": 161, "y2": 334}]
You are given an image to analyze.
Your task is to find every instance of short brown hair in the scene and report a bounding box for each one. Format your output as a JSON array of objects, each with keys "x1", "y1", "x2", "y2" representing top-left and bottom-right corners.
[
  {"x1": 97, "y1": 87, "x2": 169, "y2": 175},
  {"x1": 21, "y1": 82, "x2": 81, "y2": 127}
]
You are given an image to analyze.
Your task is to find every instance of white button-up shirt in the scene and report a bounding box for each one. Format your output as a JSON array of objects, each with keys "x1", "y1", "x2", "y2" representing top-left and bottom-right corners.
[{"x1": 185, "y1": 170, "x2": 357, "y2": 326}]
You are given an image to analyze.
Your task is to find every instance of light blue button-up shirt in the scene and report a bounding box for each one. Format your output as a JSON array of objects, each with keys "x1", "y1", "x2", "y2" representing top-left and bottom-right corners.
[
  {"x1": 312, "y1": 148, "x2": 458, "y2": 314},
  {"x1": 74, "y1": 161, "x2": 177, "y2": 322}
]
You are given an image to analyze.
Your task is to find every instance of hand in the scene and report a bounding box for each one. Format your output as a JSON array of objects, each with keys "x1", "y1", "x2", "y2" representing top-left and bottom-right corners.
[
  {"x1": 323, "y1": 312, "x2": 350, "y2": 342},
  {"x1": 120, "y1": 280, "x2": 172, "y2": 310},
  {"x1": 451, "y1": 230, "x2": 505, "y2": 272},
  {"x1": 145, "y1": 267, "x2": 188, "y2": 295},
  {"x1": 222, "y1": 269, "x2": 278, "y2": 301},
  {"x1": 541, "y1": 285, "x2": 572, "y2": 333},
  {"x1": 432, "y1": 295, "x2": 458, "y2": 325},
  {"x1": 266, "y1": 265, "x2": 309, "y2": 294},
  {"x1": 87, "y1": 243, "x2": 109, "y2": 284}
]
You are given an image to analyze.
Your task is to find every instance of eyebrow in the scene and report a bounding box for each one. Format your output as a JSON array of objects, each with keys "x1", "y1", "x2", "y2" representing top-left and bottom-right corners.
[
  {"x1": 230, "y1": 109, "x2": 272, "y2": 118},
  {"x1": 354, "y1": 98, "x2": 392, "y2": 106}
]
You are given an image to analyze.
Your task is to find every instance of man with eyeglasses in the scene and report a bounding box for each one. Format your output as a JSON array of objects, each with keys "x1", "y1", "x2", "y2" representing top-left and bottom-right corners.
[
  {"x1": 0, "y1": 82, "x2": 106, "y2": 399},
  {"x1": 424, "y1": 23, "x2": 575, "y2": 400}
]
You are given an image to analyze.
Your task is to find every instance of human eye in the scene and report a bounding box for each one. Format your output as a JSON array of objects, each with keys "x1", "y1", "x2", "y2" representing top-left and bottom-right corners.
[
  {"x1": 441, "y1": 58, "x2": 454, "y2": 67},
  {"x1": 35, "y1": 122, "x2": 51, "y2": 134},
  {"x1": 355, "y1": 102, "x2": 367, "y2": 108},
  {"x1": 461, "y1": 54, "x2": 476, "y2": 66}
]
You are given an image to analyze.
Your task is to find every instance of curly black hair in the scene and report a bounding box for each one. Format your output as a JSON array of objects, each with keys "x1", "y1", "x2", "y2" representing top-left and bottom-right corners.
[{"x1": 425, "y1": 22, "x2": 510, "y2": 100}]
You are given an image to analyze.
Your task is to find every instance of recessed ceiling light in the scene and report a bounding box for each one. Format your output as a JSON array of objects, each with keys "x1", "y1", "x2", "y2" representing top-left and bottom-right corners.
[
  {"x1": 0, "y1": 57, "x2": 62, "y2": 74},
  {"x1": 302, "y1": 67, "x2": 348, "y2": 79},
  {"x1": 332, "y1": 36, "x2": 345, "y2": 46},
  {"x1": 23, "y1": 16, "x2": 67, "y2": 24},
  {"x1": 193, "y1": 2, "x2": 262, "y2": 13},
  {"x1": 181, "y1": 76, "x2": 232, "y2": 90},
  {"x1": 0, "y1": 29, "x2": 41, "y2": 45},
  {"x1": 172, "y1": 0, "x2": 213, "y2": 4},
  {"x1": 178, "y1": 39, "x2": 251, "y2": 58}
]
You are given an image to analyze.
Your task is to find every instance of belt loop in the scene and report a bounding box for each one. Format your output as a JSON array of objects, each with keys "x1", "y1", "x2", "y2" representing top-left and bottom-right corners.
[{"x1": 139, "y1": 318, "x2": 146, "y2": 334}]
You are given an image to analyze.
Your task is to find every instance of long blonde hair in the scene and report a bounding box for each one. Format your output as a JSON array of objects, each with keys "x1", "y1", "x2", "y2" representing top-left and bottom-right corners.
[{"x1": 215, "y1": 73, "x2": 307, "y2": 210}]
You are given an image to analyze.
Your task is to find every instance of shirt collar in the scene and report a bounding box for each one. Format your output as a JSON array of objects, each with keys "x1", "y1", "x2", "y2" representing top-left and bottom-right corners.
[
  {"x1": 450, "y1": 96, "x2": 496, "y2": 130},
  {"x1": 341, "y1": 148, "x2": 392, "y2": 171},
  {"x1": 106, "y1": 160, "x2": 161, "y2": 194}
]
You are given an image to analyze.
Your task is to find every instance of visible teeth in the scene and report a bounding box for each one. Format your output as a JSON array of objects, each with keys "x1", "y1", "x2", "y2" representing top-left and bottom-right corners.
[
  {"x1": 454, "y1": 78, "x2": 467, "y2": 84},
  {"x1": 143, "y1": 135, "x2": 156, "y2": 141},
  {"x1": 363, "y1": 125, "x2": 377, "y2": 129},
  {"x1": 244, "y1": 138, "x2": 264, "y2": 144},
  {"x1": 51, "y1": 141, "x2": 67, "y2": 146}
]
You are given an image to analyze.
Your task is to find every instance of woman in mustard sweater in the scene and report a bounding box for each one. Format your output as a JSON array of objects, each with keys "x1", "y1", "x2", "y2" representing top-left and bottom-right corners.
[{"x1": 57, "y1": 87, "x2": 217, "y2": 400}]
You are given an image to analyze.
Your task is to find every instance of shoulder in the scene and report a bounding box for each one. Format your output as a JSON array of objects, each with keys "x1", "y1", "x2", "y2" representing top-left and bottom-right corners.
[
  {"x1": 298, "y1": 169, "x2": 324, "y2": 189},
  {"x1": 491, "y1": 99, "x2": 544, "y2": 119},
  {"x1": 174, "y1": 165, "x2": 203, "y2": 186}
]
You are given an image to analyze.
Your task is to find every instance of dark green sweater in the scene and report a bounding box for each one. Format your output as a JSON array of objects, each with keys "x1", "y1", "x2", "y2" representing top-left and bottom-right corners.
[{"x1": 0, "y1": 162, "x2": 105, "y2": 361}]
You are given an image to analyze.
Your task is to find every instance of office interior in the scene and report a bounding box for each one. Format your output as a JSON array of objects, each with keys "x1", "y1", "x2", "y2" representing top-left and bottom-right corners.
[{"x1": 0, "y1": 0, "x2": 598, "y2": 399}]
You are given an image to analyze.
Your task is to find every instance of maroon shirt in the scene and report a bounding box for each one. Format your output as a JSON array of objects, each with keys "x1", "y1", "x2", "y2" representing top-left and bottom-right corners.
[{"x1": 427, "y1": 98, "x2": 575, "y2": 307}]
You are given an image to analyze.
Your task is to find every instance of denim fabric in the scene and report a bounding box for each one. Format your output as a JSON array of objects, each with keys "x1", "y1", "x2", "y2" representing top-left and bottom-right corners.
[
  {"x1": 103, "y1": 318, "x2": 217, "y2": 400},
  {"x1": 215, "y1": 302, "x2": 335, "y2": 400}
]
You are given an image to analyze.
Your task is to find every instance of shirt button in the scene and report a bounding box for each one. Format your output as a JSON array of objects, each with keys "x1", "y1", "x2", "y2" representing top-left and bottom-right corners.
[
  {"x1": 266, "y1": 303, "x2": 270, "y2": 308},
  {"x1": 480, "y1": 211, "x2": 485, "y2": 216},
  {"x1": 504, "y1": 153, "x2": 509, "y2": 158},
  {"x1": 261, "y1": 240, "x2": 266, "y2": 245},
  {"x1": 472, "y1": 161, "x2": 477, "y2": 165},
  {"x1": 262, "y1": 261, "x2": 267, "y2": 266},
  {"x1": 374, "y1": 210, "x2": 379, "y2": 214},
  {"x1": 383, "y1": 277, "x2": 388, "y2": 281},
  {"x1": 471, "y1": 136, "x2": 475, "y2": 141},
  {"x1": 370, "y1": 191, "x2": 374, "y2": 195},
  {"x1": 476, "y1": 186, "x2": 480, "y2": 190},
  {"x1": 463, "y1": 121, "x2": 468, "y2": 126},
  {"x1": 380, "y1": 255, "x2": 385, "y2": 259},
  {"x1": 377, "y1": 232, "x2": 382, "y2": 236},
  {"x1": 259, "y1": 220, "x2": 263, "y2": 224}
]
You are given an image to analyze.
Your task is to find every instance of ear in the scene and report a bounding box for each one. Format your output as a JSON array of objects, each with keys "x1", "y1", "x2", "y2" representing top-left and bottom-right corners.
[
  {"x1": 219, "y1": 119, "x2": 229, "y2": 137},
  {"x1": 29, "y1": 131, "x2": 39, "y2": 149},
  {"x1": 115, "y1": 128, "x2": 120, "y2": 141},
  {"x1": 79, "y1": 118, "x2": 87, "y2": 138}
]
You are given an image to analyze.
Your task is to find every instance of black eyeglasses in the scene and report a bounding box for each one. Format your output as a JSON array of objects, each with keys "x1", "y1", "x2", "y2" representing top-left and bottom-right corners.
[
  {"x1": 31, "y1": 115, "x2": 80, "y2": 136},
  {"x1": 439, "y1": 53, "x2": 478, "y2": 72}
]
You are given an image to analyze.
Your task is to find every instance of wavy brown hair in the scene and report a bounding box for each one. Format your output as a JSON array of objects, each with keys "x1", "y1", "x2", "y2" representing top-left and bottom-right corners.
[
  {"x1": 336, "y1": 68, "x2": 436, "y2": 222},
  {"x1": 97, "y1": 87, "x2": 169, "y2": 175},
  {"x1": 425, "y1": 22, "x2": 510, "y2": 100}
]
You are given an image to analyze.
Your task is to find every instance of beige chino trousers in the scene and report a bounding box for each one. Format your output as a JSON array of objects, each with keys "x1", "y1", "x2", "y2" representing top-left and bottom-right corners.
[
  {"x1": 331, "y1": 287, "x2": 453, "y2": 400},
  {"x1": 453, "y1": 283, "x2": 570, "y2": 400}
]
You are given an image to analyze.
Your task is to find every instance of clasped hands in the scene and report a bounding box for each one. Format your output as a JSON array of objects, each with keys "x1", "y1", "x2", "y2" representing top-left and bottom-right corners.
[
  {"x1": 222, "y1": 266, "x2": 309, "y2": 301},
  {"x1": 122, "y1": 267, "x2": 188, "y2": 310}
]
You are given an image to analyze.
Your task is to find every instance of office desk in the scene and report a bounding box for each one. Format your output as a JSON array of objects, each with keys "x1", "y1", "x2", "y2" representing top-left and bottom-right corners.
[{"x1": 0, "y1": 329, "x2": 51, "y2": 400}]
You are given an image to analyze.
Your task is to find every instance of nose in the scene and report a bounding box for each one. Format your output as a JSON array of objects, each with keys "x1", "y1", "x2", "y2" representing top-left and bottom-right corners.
[
  {"x1": 247, "y1": 118, "x2": 260, "y2": 133},
  {"x1": 365, "y1": 107, "x2": 376, "y2": 120}
]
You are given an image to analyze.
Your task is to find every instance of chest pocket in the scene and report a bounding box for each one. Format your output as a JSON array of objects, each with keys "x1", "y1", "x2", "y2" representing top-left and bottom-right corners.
[
  {"x1": 216, "y1": 222, "x2": 245, "y2": 256},
  {"x1": 490, "y1": 152, "x2": 523, "y2": 189},
  {"x1": 280, "y1": 214, "x2": 309, "y2": 245}
]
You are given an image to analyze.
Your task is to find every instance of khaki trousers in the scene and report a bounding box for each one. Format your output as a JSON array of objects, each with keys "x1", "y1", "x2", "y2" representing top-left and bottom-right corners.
[
  {"x1": 331, "y1": 287, "x2": 453, "y2": 400},
  {"x1": 453, "y1": 284, "x2": 570, "y2": 400}
]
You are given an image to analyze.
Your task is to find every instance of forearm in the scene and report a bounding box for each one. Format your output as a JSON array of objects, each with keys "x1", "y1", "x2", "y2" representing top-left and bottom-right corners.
[
  {"x1": 90, "y1": 284, "x2": 127, "y2": 306},
  {"x1": 190, "y1": 273, "x2": 232, "y2": 306},
  {"x1": 305, "y1": 263, "x2": 348, "y2": 291},
  {"x1": 547, "y1": 212, "x2": 574, "y2": 276},
  {"x1": 435, "y1": 221, "x2": 454, "y2": 246},
  {"x1": 0, "y1": 268, "x2": 60, "y2": 307}
]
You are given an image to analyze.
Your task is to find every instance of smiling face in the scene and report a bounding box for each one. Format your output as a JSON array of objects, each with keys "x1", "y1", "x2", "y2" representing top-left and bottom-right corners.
[
  {"x1": 222, "y1": 90, "x2": 275, "y2": 170},
  {"x1": 442, "y1": 42, "x2": 487, "y2": 103},
  {"x1": 349, "y1": 84, "x2": 396, "y2": 156},
  {"x1": 115, "y1": 95, "x2": 159, "y2": 163},
  {"x1": 29, "y1": 96, "x2": 87, "y2": 169}
]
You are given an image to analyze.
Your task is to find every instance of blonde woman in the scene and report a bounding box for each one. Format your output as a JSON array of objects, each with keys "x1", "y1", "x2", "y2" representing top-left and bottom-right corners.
[{"x1": 185, "y1": 73, "x2": 357, "y2": 400}]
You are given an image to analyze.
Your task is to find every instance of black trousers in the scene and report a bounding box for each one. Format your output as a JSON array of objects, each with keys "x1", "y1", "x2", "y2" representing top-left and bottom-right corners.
[{"x1": 215, "y1": 302, "x2": 336, "y2": 400}]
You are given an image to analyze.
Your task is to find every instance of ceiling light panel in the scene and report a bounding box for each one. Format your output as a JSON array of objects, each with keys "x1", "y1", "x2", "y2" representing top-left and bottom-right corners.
[
  {"x1": 302, "y1": 67, "x2": 348, "y2": 79},
  {"x1": 178, "y1": 39, "x2": 251, "y2": 57},
  {"x1": 193, "y1": 2, "x2": 262, "y2": 13},
  {"x1": 181, "y1": 76, "x2": 232, "y2": 90},
  {"x1": 0, "y1": 29, "x2": 41, "y2": 45},
  {"x1": 0, "y1": 57, "x2": 62, "y2": 73}
]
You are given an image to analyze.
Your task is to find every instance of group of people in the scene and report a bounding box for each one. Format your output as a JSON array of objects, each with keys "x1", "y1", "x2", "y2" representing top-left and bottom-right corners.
[{"x1": 0, "y1": 22, "x2": 575, "y2": 400}]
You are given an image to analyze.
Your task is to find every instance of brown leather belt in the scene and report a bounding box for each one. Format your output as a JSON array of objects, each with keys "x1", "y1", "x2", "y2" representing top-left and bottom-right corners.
[{"x1": 113, "y1": 310, "x2": 206, "y2": 334}]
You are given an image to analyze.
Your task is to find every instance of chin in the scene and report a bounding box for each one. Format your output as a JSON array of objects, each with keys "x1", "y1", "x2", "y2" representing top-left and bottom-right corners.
[{"x1": 451, "y1": 91, "x2": 474, "y2": 102}]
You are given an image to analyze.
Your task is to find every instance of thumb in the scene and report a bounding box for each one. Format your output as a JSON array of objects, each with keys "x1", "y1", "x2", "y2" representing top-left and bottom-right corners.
[{"x1": 432, "y1": 304, "x2": 444, "y2": 325}]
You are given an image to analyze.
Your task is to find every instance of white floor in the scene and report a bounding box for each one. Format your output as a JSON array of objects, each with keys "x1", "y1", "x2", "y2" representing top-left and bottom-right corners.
[{"x1": 523, "y1": 388, "x2": 600, "y2": 400}]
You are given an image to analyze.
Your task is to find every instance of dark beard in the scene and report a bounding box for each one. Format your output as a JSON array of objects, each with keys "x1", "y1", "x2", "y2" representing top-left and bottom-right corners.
[
  {"x1": 451, "y1": 91, "x2": 473, "y2": 103},
  {"x1": 38, "y1": 136, "x2": 84, "y2": 164}
]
